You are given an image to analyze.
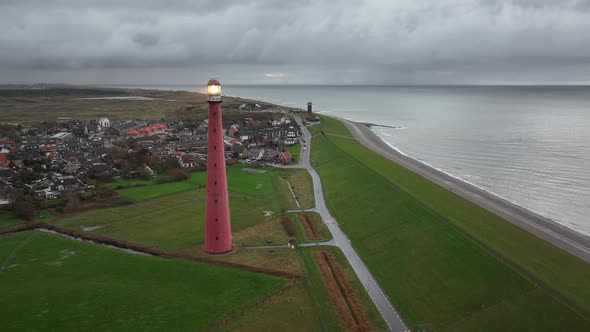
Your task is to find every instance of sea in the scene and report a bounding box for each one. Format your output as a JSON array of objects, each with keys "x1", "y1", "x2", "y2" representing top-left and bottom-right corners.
[{"x1": 108, "y1": 84, "x2": 590, "y2": 237}]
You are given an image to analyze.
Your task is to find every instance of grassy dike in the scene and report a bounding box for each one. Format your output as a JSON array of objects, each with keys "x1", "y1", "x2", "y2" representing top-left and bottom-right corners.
[{"x1": 308, "y1": 116, "x2": 590, "y2": 331}]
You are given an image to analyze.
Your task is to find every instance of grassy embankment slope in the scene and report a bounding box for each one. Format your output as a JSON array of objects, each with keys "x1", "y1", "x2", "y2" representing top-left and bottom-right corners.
[
  {"x1": 309, "y1": 116, "x2": 590, "y2": 331},
  {"x1": 0, "y1": 231, "x2": 285, "y2": 331}
]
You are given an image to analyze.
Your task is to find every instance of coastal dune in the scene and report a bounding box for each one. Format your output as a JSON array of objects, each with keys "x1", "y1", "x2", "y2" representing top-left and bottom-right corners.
[{"x1": 340, "y1": 117, "x2": 590, "y2": 264}]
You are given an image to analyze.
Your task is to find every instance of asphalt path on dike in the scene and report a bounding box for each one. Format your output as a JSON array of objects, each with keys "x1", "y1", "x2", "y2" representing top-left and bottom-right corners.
[
  {"x1": 281, "y1": 115, "x2": 410, "y2": 332},
  {"x1": 341, "y1": 118, "x2": 590, "y2": 264}
]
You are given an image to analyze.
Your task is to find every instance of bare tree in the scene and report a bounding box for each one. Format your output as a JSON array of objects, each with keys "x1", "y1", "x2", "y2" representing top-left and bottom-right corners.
[
  {"x1": 63, "y1": 192, "x2": 82, "y2": 213},
  {"x1": 14, "y1": 199, "x2": 36, "y2": 221}
]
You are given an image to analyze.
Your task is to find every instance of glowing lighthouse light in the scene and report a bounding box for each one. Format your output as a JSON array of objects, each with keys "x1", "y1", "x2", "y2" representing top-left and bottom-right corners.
[
  {"x1": 207, "y1": 81, "x2": 222, "y2": 98},
  {"x1": 203, "y1": 78, "x2": 233, "y2": 254}
]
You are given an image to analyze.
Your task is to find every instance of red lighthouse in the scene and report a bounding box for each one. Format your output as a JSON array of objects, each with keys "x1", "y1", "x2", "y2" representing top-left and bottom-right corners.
[{"x1": 204, "y1": 79, "x2": 233, "y2": 254}]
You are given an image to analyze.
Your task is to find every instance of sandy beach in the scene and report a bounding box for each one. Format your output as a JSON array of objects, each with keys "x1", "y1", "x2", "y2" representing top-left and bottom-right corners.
[{"x1": 340, "y1": 118, "x2": 590, "y2": 264}]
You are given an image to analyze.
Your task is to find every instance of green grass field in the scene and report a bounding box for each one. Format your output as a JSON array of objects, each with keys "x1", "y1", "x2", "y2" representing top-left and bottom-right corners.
[
  {"x1": 272, "y1": 169, "x2": 315, "y2": 210},
  {"x1": 59, "y1": 164, "x2": 314, "y2": 251},
  {"x1": 57, "y1": 189, "x2": 274, "y2": 251},
  {"x1": 308, "y1": 116, "x2": 590, "y2": 330},
  {"x1": 286, "y1": 144, "x2": 301, "y2": 163},
  {"x1": 110, "y1": 175, "x2": 165, "y2": 189},
  {"x1": 233, "y1": 219, "x2": 290, "y2": 246},
  {"x1": 116, "y1": 165, "x2": 313, "y2": 211},
  {"x1": 228, "y1": 283, "x2": 323, "y2": 332},
  {"x1": 0, "y1": 231, "x2": 285, "y2": 331},
  {"x1": 116, "y1": 180, "x2": 196, "y2": 202},
  {"x1": 0, "y1": 211, "x2": 26, "y2": 230}
]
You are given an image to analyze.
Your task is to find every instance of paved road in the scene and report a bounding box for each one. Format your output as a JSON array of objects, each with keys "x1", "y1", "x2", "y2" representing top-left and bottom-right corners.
[
  {"x1": 285, "y1": 116, "x2": 409, "y2": 332},
  {"x1": 342, "y1": 119, "x2": 590, "y2": 264},
  {"x1": 298, "y1": 239, "x2": 338, "y2": 247}
]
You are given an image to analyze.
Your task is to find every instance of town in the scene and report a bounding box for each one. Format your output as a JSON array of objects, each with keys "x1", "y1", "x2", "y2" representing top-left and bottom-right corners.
[{"x1": 0, "y1": 109, "x2": 319, "y2": 220}]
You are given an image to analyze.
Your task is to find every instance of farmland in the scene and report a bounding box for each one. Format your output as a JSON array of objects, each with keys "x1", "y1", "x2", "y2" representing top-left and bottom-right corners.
[
  {"x1": 57, "y1": 188, "x2": 273, "y2": 251},
  {"x1": 0, "y1": 231, "x2": 285, "y2": 331}
]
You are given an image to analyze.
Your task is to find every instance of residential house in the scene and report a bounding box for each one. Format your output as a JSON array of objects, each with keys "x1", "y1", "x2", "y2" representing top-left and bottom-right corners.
[
  {"x1": 0, "y1": 167, "x2": 16, "y2": 183},
  {"x1": 0, "y1": 154, "x2": 15, "y2": 169},
  {"x1": 55, "y1": 175, "x2": 86, "y2": 194},
  {"x1": 263, "y1": 149, "x2": 280, "y2": 162},
  {"x1": 48, "y1": 132, "x2": 72, "y2": 145},
  {"x1": 63, "y1": 158, "x2": 81, "y2": 174},
  {"x1": 279, "y1": 151, "x2": 293, "y2": 165},
  {"x1": 178, "y1": 154, "x2": 202, "y2": 168},
  {"x1": 247, "y1": 148, "x2": 264, "y2": 160},
  {"x1": 86, "y1": 163, "x2": 116, "y2": 181},
  {"x1": 34, "y1": 185, "x2": 60, "y2": 200}
]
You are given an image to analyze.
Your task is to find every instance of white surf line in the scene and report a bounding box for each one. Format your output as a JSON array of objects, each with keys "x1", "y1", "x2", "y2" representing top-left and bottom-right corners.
[
  {"x1": 285, "y1": 179, "x2": 301, "y2": 208},
  {"x1": 347, "y1": 119, "x2": 590, "y2": 257}
]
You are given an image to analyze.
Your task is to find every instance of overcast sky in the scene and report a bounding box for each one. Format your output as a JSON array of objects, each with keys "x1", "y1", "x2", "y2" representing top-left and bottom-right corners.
[{"x1": 1, "y1": 0, "x2": 590, "y2": 85}]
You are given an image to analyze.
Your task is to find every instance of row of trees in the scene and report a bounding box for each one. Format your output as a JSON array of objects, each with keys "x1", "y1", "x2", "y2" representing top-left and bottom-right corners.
[{"x1": 0, "y1": 187, "x2": 94, "y2": 221}]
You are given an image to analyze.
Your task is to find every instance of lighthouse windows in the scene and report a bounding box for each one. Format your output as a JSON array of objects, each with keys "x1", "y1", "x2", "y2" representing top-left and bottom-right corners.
[
  {"x1": 214, "y1": 145, "x2": 216, "y2": 151},
  {"x1": 213, "y1": 127, "x2": 216, "y2": 133},
  {"x1": 214, "y1": 163, "x2": 217, "y2": 168},
  {"x1": 216, "y1": 236, "x2": 219, "y2": 240},
  {"x1": 215, "y1": 199, "x2": 218, "y2": 204}
]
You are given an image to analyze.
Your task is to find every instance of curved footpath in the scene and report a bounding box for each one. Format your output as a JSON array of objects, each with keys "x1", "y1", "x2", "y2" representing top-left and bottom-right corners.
[
  {"x1": 285, "y1": 116, "x2": 409, "y2": 332},
  {"x1": 341, "y1": 118, "x2": 590, "y2": 264}
]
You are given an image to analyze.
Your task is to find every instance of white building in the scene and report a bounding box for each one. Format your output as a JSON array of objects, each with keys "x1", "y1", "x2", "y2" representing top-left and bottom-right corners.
[{"x1": 98, "y1": 117, "x2": 111, "y2": 128}]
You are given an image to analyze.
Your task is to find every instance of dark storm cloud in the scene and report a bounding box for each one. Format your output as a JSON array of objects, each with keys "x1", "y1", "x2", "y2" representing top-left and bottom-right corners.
[
  {"x1": 1, "y1": 0, "x2": 590, "y2": 84},
  {"x1": 132, "y1": 32, "x2": 159, "y2": 48}
]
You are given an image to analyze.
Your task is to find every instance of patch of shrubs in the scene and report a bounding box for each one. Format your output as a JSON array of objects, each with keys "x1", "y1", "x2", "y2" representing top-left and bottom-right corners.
[
  {"x1": 108, "y1": 197, "x2": 135, "y2": 207},
  {"x1": 156, "y1": 168, "x2": 190, "y2": 184},
  {"x1": 281, "y1": 216, "x2": 296, "y2": 237}
]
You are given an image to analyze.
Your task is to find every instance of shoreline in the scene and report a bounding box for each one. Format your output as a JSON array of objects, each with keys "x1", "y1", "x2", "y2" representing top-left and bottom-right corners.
[
  {"x1": 367, "y1": 123, "x2": 588, "y2": 236},
  {"x1": 336, "y1": 116, "x2": 590, "y2": 264}
]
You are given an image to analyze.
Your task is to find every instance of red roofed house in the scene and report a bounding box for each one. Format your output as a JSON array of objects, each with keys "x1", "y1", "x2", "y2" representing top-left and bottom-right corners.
[
  {"x1": 126, "y1": 130, "x2": 139, "y2": 136},
  {"x1": 279, "y1": 151, "x2": 292, "y2": 165},
  {"x1": 0, "y1": 154, "x2": 15, "y2": 168},
  {"x1": 40, "y1": 145, "x2": 53, "y2": 152},
  {"x1": 178, "y1": 154, "x2": 202, "y2": 168}
]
